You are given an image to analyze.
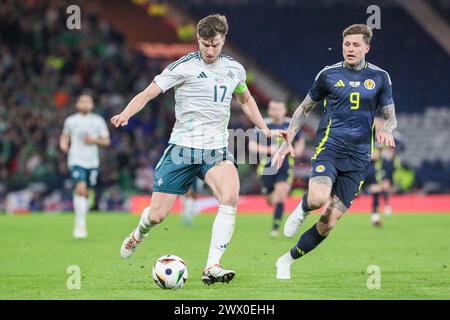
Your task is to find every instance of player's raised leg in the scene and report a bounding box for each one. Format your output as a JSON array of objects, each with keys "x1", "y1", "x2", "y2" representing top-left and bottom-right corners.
[
  {"x1": 202, "y1": 160, "x2": 239, "y2": 284},
  {"x1": 277, "y1": 195, "x2": 345, "y2": 279},
  {"x1": 73, "y1": 180, "x2": 89, "y2": 239},
  {"x1": 120, "y1": 192, "x2": 177, "y2": 259},
  {"x1": 284, "y1": 175, "x2": 333, "y2": 237}
]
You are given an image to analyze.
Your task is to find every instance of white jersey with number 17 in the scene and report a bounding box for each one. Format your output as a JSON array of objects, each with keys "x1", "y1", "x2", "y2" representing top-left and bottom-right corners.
[{"x1": 154, "y1": 51, "x2": 247, "y2": 150}]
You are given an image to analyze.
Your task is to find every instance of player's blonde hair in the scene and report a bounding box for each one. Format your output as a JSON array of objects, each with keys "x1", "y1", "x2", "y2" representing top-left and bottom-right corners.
[
  {"x1": 197, "y1": 14, "x2": 228, "y2": 38},
  {"x1": 342, "y1": 24, "x2": 373, "y2": 44}
]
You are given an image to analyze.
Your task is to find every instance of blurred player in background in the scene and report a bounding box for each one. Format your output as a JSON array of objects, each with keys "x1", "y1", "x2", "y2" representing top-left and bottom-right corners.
[
  {"x1": 364, "y1": 116, "x2": 385, "y2": 226},
  {"x1": 111, "y1": 15, "x2": 285, "y2": 284},
  {"x1": 272, "y1": 24, "x2": 397, "y2": 279},
  {"x1": 380, "y1": 145, "x2": 397, "y2": 216},
  {"x1": 364, "y1": 144, "x2": 399, "y2": 226},
  {"x1": 364, "y1": 146, "x2": 384, "y2": 226},
  {"x1": 249, "y1": 100, "x2": 305, "y2": 237},
  {"x1": 180, "y1": 178, "x2": 203, "y2": 226},
  {"x1": 60, "y1": 93, "x2": 110, "y2": 239}
]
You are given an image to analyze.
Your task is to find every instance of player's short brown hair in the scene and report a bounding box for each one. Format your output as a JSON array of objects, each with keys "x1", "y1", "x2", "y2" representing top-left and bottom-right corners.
[
  {"x1": 197, "y1": 14, "x2": 228, "y2": 38},
  {"x1": 342, "y1": 24, "x2": 373, "y2": 44}
]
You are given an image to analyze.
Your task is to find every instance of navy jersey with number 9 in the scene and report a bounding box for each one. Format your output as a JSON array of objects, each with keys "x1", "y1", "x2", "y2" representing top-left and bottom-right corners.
[{"x1": 308, "y1": 61, "x2": 394, "y2": 161}]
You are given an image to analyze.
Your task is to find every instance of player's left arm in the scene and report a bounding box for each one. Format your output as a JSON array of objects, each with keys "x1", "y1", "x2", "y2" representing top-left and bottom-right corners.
[
  {"x1": 84, "y1": 135, "x2": 110, "y2": 147},
  {"x1": 377, "y1": 104, "x2": 397, "y2": 148},
  {"x1": 376, "y1": 72, "x2": 397, "y2": 148},
  {"x1": 84, "y1": 119, "x2": 111, "y2": 147},
  {"x1": 235, "y1": 88, "x2": 283, "y2": 138}
]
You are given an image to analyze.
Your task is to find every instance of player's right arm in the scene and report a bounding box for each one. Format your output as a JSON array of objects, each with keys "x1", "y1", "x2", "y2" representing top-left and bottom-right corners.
[
  {"x1": 272, "y1": 69, "x2": 327, "y2": 168},
  {"x1": 248, "y1": 139, "x2": 278, "y2": 155},
  {"x1": 285, "y1": 95, "x2": 317, "y2": 144},
  {"x1": 111, "y1": 82, "x2": 162, "y2": 128},
  {"x1": 271, "y1": 95, "x2": 318, "y2": 168},
  {"x1": 112, "y1": 56, "x2": 188, "y2": 128},
  {"x1": 60, "y1": 118, "x2": 71, "y2": 153},
  {"x1": 59, "y1": 133, "x2": 70, "y2": 153}
]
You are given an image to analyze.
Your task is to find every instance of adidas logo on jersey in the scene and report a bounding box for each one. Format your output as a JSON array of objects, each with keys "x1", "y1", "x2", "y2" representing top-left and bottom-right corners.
[
  {"x1": 334, "y1": 80, "x2": 345, "y2": 87},
  {"x1": 197, "y1": 72, "x2": 207, "y2": 78}
]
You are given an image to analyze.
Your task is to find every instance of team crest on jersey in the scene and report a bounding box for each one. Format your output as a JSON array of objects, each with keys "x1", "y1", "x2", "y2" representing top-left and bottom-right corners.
[
  {"x1": 364, "y1": 79, "x2": 376, "y2": 90},
  {"x1": 349, "y1": 81, "x2": 360, "y2": 88},
  {"x1": 315, "y1": 165, "x2": 326, "y2": 173},
  {"x1": 227, "y1": 70, "x2": 235, "y2": 80}
]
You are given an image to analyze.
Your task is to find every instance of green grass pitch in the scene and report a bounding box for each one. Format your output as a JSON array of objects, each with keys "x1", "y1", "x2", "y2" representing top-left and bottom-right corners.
[{"x1": 0, "y1": 212, "x2": 449, "y2": 299}]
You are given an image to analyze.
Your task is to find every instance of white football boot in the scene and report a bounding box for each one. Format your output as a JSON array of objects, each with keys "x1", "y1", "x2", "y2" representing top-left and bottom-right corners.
[
  {"x1": 73, "y1": 225, "x2": 87, "y2": 239},
  {"x1": 120, "y1": 229, "x2": 146, "y2": 259},
  {"x1": 283, "y1": 210, "x2": 305, "y2": 238},
  {"x1": 275, "y1": 253, "x2": 294, "y2": 280},
  {"x1": 202, "y1": 264, "x2": 236, "y2": 285}
]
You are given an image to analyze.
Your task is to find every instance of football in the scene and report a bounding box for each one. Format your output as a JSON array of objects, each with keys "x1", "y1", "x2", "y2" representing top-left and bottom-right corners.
[{"x1": 152, "y1": 255, "x2": 188, "y2": 289}]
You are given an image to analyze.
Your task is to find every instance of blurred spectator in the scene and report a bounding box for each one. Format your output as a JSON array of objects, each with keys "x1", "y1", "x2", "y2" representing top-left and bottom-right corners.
[{"x1": 177, "y1": 22, "x2": 196, "y2": 42}]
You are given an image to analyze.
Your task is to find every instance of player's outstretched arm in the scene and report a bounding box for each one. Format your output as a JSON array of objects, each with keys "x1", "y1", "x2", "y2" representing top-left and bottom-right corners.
[
  {"x1": 111, "y1": 82, "x2": 162, "y2": 128},
  {"x1": 271, "y1": 95, "x2": 317, "y2": 168},
  {"x1": 248, "y1": 140, "x2": 278, "y2": 155},
  {"x1": 377, "y1": 104, "x2": 397, "y2": 148},
  {"x1": 235, "y1": 89, "x2": 284, "y2": 138},
  {"x1": 286, "y1": 95, "x2": 317, "y2": 144}
]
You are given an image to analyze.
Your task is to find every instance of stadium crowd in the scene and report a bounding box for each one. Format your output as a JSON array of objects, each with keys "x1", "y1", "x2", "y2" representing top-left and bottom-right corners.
[
  {"x1": 0, "y1": 0, "x2": 259, "y2": 211},
  {"x1": 1, "y1": 0, "x2": 418, "y2": 213}
]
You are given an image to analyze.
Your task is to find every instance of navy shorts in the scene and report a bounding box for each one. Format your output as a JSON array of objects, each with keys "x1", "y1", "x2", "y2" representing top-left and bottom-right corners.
[
  {"x1": 364, "y1": 162, "x2": 379, "y2": 186},
  {"x1": 310, "y1": 150, "x2": 370, "y2": 209},
  {"x1": 153, "y1": 144, "x2": 236, "y2": 195},
  {"x1": 260, "y1": 167, "x2": 293, "y2": 195}
]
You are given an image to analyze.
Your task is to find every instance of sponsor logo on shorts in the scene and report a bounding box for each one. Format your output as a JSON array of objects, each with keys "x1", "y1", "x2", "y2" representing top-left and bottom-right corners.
[{"x1": 315, "y1": 165, "x2": 325, "y2": 173}]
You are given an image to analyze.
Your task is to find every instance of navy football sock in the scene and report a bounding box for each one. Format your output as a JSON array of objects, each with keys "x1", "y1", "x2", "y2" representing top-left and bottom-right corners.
[
  {"x1": 382, "y1": 191, "x2": 389, "y2": 204},
  {"x1": 290, "y1": 223, "x2": 326, "y2": 259},
  {"x1": 272, "y1": 203, "x2": 284, "y2": 230},
  {"x1": 373, "y1": 192, "x2": 380, "y2": 213},
  {"x1": 301, "y1": 192, "x2": 311, "y2": 213}
]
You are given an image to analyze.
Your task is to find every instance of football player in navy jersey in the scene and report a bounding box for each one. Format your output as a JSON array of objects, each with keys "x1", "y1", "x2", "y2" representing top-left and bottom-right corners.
[
  {"x1": 272, "y1": 24, "x2": 398, "y2": 279},
  {"x1": 249, "y1": 100, "x2": 305, "y2": 237}
]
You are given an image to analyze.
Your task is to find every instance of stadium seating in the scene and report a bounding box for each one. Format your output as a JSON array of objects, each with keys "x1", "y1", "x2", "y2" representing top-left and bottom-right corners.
[
  {"x1": 172, "y1": 0, "x2": 450, "y2": 190},
  {"x1": 174, "y1": 0, "x2": 450, "y2": 112}
]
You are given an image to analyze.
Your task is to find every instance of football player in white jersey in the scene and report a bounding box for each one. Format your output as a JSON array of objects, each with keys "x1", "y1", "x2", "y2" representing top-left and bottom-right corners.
[
  {"x1": 60, "y1": 94, "x2": 110, "y2": 239},
  {"x1": 111, "y1": 14, "x2": 285, "y2": 284}
]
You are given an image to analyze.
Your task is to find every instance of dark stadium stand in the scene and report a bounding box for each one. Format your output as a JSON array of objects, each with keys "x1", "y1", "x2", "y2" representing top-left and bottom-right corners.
[{"x1": 172, "y1": 0, "x2": 450, "y2": 112}]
